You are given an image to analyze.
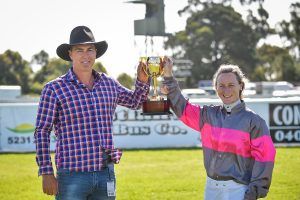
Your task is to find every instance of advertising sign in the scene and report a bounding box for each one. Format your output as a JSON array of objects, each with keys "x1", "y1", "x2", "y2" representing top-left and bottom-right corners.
[
  {"x1": 0, "y1": 103, "x2": 201, "y2": 152},
  {"x1": 0, "y1": 103, "x2": 57, "y2": 152},
  {"x1": 1, "y1": 98, "x2": 300, "y2": 152},
  {"x1": 112, "y1": 108, "x2": 201, "y2": 148},
  {"x1": 269, "y1": 103, "x2": 300, "y2": 145}
]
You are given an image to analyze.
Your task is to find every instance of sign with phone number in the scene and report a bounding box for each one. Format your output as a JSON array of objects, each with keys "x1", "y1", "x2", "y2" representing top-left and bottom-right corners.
[
  {"x1": 1, "y1": 100, "x2": 300, "y2": 152},
  {"x1": 269, "y1": 103, "x2": 300, "y2": 144}
]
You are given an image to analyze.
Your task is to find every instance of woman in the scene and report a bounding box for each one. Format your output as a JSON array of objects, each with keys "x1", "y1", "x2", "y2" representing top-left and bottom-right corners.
[{"x1": 161, "y1": 58, "x2": 276, "y2": 200}]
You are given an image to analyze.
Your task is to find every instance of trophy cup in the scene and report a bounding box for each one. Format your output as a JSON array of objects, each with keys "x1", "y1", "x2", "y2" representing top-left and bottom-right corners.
[{"x1": 141, "y1": 56, "x2": 171, "y2": 115}]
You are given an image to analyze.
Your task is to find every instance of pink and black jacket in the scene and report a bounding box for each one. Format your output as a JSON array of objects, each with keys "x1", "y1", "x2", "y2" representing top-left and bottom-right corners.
[{"x1": 164, "y1": 77, "x2": 276, "y2": 199}]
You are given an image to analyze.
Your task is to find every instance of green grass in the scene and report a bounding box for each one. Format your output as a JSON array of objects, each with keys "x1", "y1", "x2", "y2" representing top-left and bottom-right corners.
[{"x1": 0, "y1": 148, "x2": 299, "y2": 200}]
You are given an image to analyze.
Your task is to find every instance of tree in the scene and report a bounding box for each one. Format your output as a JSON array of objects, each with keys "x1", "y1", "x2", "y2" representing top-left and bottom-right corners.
[
  {"x1": 245, "y1": 3, "x2": 273, "y2": 39},
  {"x1": 0, "y1": 50, "x2": 32, "y2": 94},
  {"x1": 165, "y1": 3, "x2": 260, "y2": 86},
  {"x1": 94, "y1": 62, "x2": 108, "y2": 74},
  {"x1": 31, "y1": 58, "x2": 109, "y2": 94},
  {"x1": 295, "y1": 62, "x2": 300, "y2": 82},
  {"x1": 31, "y1": 58, "x2": 69, "y2": 94},
  {"x1": 255, "y1": 44, "x2": 297, "y2": 81},
  {"x1": 117, "y1": 73, "x2": 133, "y2": 89},
  {"x1": 31, "y1": 50, "x2": 49, "y2": 66},
  {"x1": 278, "y1": 3, "x2": 300, "y2": 60}
]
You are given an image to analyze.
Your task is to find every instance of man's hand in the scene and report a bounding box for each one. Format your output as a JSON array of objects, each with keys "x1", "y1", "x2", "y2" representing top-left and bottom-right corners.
[
  {"x1": 42, "y1": 174, "x2": 58, "y2": 196},
  {"x1": 137, "y1": 60, "x2": 149, "y2": 83}
]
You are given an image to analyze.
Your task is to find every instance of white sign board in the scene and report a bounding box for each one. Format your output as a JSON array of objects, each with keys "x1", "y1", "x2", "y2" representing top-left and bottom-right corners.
[
  {"x1": 112, "y1": 108, "x2": 200, "y2": 148},
  {"x1": 0, "y1": 97, "x2": 299, "y2": 152},
  {"x1": 0, "y1": 103, "x2": 56, "y2": 152}
]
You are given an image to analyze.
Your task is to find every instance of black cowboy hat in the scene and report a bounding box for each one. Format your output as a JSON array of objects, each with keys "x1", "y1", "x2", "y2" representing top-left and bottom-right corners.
[{"x1": 56, "y1": 26, "x2": 108, "y2": 61}]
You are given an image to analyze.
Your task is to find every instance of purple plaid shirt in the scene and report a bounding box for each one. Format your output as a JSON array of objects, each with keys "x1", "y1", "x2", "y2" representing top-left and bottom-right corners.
[{"x1": 35, "y1": 68, "x2": 149, "y2": 175}]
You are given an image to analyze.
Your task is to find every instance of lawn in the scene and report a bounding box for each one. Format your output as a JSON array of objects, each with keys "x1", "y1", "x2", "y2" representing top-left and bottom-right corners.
[{"x1": 0, "y1": 148, "x2": 299, "y2": 200}]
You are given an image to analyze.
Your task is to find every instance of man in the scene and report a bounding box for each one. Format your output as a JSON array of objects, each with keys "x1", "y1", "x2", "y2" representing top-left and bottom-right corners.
[{"x1": 34, "y1": 26, "x2": 149, "y2": 200}]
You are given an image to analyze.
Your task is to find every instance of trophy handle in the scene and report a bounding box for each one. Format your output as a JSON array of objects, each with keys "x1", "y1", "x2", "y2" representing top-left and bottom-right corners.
[
  {"x1": 152, "y1": 75, "x2": 158, "y2": 96},
  {"x1": 159, "y1": 57, "x2": 164, "y2": 76}
]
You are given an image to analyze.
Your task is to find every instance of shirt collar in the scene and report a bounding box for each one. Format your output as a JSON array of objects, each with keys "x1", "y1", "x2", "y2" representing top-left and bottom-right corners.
[
  {"x1": 64, "y1": 67, "x2": 102, "y2": 84},
  {"x1": 223, "y1": 99, "x2": 241, "y2": 113}
]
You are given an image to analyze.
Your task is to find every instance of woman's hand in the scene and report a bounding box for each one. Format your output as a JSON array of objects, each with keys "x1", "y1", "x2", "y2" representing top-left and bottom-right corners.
[{"x1": 162, "y1": 56, "x2": 173, "y2": 77}]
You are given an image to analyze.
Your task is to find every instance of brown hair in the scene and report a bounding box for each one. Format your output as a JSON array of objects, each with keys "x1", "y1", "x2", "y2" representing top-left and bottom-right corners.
[{"x1": 212, "y1": 64, "x2": 248, "y2": 99}]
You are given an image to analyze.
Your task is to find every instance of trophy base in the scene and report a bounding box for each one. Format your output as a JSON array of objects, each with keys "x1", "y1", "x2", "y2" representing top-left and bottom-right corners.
[{"x1": 141, "y1": 99, "x2": 172, "y2": 115}]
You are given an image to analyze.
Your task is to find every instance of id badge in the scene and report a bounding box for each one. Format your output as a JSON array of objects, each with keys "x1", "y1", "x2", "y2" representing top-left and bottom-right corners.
[{"x1": 107, "y1": 181, "x2": 116, "y2": 197}]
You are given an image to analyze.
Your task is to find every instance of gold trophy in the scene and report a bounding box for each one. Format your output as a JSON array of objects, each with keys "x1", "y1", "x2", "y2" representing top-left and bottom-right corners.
[{"x1": 141, "y1": 56, "x2": 171, "y2": 115}]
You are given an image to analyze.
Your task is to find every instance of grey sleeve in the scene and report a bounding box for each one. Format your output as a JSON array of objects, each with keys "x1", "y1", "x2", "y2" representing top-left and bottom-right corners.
[
  {"x1": 244, "y1": 118, "x2": 276, "y2": 200},
  {"x1": 163, "y1": 77, "x2": 187, "y2": 118}
]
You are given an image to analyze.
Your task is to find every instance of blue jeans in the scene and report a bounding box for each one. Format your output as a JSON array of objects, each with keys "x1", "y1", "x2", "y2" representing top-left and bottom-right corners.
[{"x1": 55, "y1": 164, "x2": 116, "y2": 200}]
